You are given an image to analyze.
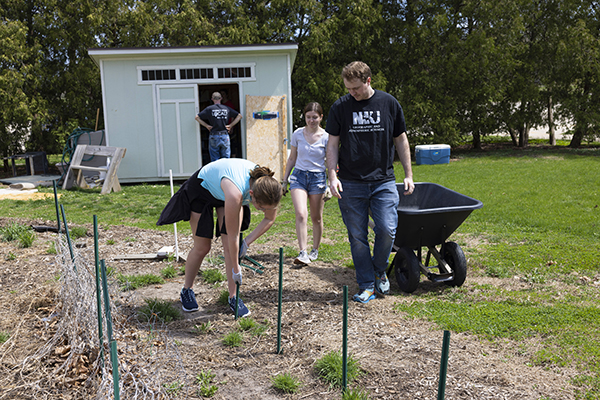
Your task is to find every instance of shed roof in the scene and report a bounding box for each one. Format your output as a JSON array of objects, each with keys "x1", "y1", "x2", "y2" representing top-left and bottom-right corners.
[{"x1": 88, "y1": 43, "x2": 298, "y2": 66}]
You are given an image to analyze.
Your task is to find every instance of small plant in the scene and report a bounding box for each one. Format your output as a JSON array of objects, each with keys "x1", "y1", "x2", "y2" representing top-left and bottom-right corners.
[
  {"x1": 222, "y1": 331, "x2": 243, "y2": 347},
  {"x1": 69, "y1": 226, "x2": 87, "y2": 239},
  {"x1": 161, "y1": 264, "x2": 177, "y2": 279},
  {"x1": 315, "y1": 350, "x2": 363, "y2": 388},
  {"x1": 217, "y1": 290, "x2": 230, "y2": 306},
  {"x1": 201, "y1": 268, "x2": 226, "y2": 284},
  {"x1": 18, "y1": 229, "x2": 36, "y2": 248},
  {"x1": 193, "y1": 321, "x2": 214, "y2": 334},
  {"x1": 271, "y1": 372, "x2": 302, "y2": 394},
  {"x1": 0, "y1": 331, "x2": 10, "y2": 344},
  {"x1": 196, "y1": 369, "x2": 218, "y2": 397},
  {"x1": 5, "y1": 252, "x2": 16, "y2": 261},
  {"x1": 163, "y1": 380, "x2": 183, "y2": 395},
  {"x1": 106, "y1": 239, "x2": 115, "y2": 245},
  {"x1": 46, "y1": 241, "x2": 57, "y2": 254},
  {"x1": 0, "y1": 223, "x2": 29, "y2": 242},
  {"x1": 116, "y1": 272, "x2": 165, "y2": 290},
  {"x1": 138, "y1": 298, "x2": 181, "y2": 323},
  {"x1": 237, "y1": 317, "x2": 257, "y2": 331},
  {"x1": 342, "y1": 387, "x2": 371, "y2": 400},
  {"x1": 124, "y1": 236, "x2": 137, "y2": 242}
]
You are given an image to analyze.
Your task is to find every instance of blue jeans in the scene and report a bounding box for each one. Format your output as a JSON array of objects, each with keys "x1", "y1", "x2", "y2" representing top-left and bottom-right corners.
[
  {"x1": 338, "y1": 179, "x2": 399, "y2": 290},
  {"x1": 289, "y1": 169, "x2": 327, "y2": 195},
  {"x1": 209, "y1": 132, "x2": 230, "y2": 161}
]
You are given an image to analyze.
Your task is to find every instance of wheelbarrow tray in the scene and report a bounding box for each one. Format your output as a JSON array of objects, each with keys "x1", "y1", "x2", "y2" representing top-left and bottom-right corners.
[{"x1": 394, "y1": 182, "x2": 482, "y2": 250}]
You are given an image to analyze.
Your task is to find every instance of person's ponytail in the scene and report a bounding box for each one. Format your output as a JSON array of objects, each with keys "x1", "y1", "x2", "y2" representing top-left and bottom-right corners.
[{"x1": 250, "y1": 166, "x2": 282, "y2": 206}]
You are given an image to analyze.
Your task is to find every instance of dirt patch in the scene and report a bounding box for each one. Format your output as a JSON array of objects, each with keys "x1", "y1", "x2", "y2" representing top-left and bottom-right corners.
[{"x1": 0, "y1": 217, "x2": 578, "y2": 399}]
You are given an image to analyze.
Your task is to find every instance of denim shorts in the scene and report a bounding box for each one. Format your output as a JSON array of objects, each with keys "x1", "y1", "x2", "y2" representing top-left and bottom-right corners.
[{"x1": 289, "y1": 169, "x2": 327, "y2": 195}]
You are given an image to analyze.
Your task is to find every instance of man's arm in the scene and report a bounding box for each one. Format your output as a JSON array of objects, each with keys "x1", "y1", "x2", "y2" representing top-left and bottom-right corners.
[
  {"x1": 195, "y1": 115, "x2": 213, "y2": 131},
  {"x1": 326, "y1": 135, "x2": 342, "y2": 199},
  {"x1": 226, "y1": 113, "x2": 242, "y2": 132},
  {"x1": 394, "y1": 133, "x2": 415, "y2": 195}
]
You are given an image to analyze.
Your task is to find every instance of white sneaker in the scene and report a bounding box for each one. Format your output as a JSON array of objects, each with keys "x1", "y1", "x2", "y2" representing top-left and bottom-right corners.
[
  {"x1": 294, "y1": 250, "x2": 311, "y2": 265},
  {"x1": 308, "y1": 248, "x2": 319, "y2": 261}
]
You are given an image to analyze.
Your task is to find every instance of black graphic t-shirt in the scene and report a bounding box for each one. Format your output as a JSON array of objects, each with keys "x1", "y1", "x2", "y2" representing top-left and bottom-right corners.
[
  {"x1": 197, "y1": 104, "x2": 240, "y2": 133},
  {"x1": 326, "y1": 90, "x2": 406, "y2": 182}
]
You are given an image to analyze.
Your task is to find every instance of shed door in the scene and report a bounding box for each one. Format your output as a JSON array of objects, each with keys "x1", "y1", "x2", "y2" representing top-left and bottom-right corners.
[
  {"x1": 245, "y1": 95, "x2": 287, "y2": 181},
  {"x1": 157, "y1": 85, "x2": 201, "y2": 178}
]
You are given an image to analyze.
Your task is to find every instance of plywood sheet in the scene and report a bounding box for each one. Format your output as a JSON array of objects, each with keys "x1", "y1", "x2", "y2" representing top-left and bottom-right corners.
[{"x1": 245, "y1": 95, "x2": 286, "y2": 181}]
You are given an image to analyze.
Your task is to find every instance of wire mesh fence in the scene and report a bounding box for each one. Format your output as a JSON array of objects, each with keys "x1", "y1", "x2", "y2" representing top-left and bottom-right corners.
[{"x1": 0, "y1": 231, "x2": 188, "y2": 399}]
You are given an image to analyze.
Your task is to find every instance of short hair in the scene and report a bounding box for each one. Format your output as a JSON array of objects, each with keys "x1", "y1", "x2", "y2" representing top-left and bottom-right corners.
[
  {"x1": 249, "y1": 166, "x2": 283, "y2": 206},
  {"x1": 211, "y1": 92, "x2": 222, "y2": 100},
  {"x1": 303, "y1": 102, "x2": 323, "y2": 116},
  {"x1": 341, "y1": 61, "x2": 371, "y2": 83}
]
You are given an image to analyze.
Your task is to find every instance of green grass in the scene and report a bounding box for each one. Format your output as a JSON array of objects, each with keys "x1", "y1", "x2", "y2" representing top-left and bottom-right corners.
[
  {"x1": 314, "y1": 350, "x2": 362, "y2": 388},
  {"x1": 163, "y1": 380, "x2": 183, "y2": 395},
  {"x1": 271, "y1": 372, "x2": 302, "y2": 394},
  {"x1": 222, "y1": 331, "x2": 243, "y2": 347},
  {"x1": 116, "y1": 273, "x2": 165, "y2": 291},
  {"x1": 201, "y1": 268, "x2": 226, "y2": 284},
  {"x1": 137, "y1": 298, "x2": 181, "y2": 324},
  {"x1": 3, "y1": 144, "x2": 600, "y2": 397},
  {"x1": 0, "y1": 331, "x2": 10, "y2": 344}
]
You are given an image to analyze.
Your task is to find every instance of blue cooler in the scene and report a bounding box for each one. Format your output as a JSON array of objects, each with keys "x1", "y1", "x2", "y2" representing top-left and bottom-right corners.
[{"x1": 415, "y1": 144, "x2": 451, "y2": 165}]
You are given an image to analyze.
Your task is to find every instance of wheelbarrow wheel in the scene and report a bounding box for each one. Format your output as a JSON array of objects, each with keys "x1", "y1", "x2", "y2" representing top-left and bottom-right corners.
[
  {"x1": 393, "y1": 247, "x2": 420, "y2": 293},
  {"x1": 443, "y1": 241, "x2": 467, "y2": 287}
]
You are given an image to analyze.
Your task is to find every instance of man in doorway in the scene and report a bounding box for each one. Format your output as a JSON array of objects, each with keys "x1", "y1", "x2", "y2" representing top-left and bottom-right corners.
[
  {"x1": 195, "y1": 92, "x2": 242, "y2": 161},
  {"x1": 326, "y1": 61, "x2": 415, "y2": 304}
]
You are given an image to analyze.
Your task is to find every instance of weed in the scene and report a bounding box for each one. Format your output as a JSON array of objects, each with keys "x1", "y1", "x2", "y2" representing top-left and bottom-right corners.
[
  {"x1": 163, "y1": 380, "x2": 183, "y2": 395},
  {"x1": 0, "y1": 331, "x2": 10, "y2": 343},
  {"x1": 271, "y1": 372, "x2": 302, "y2": 394},
  {"x1": 193, "y1": 321, "x2": 214, "y2": 335},
  {"x1": 237, "y1": 318, "x2": 269, "y2": 337},
  {"x1": 46, "y1": 241, "x2": 57, "y2": 254},
  {"x1": 137, "y1": 298, "x2": 181, "y2": 323},
  {"x1": 106, "y1": 239, "x2": 115, "y2": 245},
  {"x1": 196, "y1": 369, "x2": 218, "y2": 397},
  {"x1": 201, "y1": 268, "x2": 226, "y2": 284},
  {"x1": 342, "y1": 387, "x2": 371, "y2": 400},
  {"x1": 222, "y1": 331, "x2": 243, "y2": 347},
  {"x1": 18, "y1": 229, "x2": 35, "y2": 248},
  {"x1": 124, "y1": 236, "x2": 137, "y2": 242},
  {"x1": 6, "y1": 252, "x2": 16, "y2": 261},
  {"x1": 237, "y1": 317, "x2": 257, "y2": 331},
  {"x1": 0, "y1": 223, "x2": 29, "y2": 242},
  {"x1": 161, "y1": 264, "x2": 177, "y2": 279},
  {"x1": 314, "y1": 350, "x2": 363, "y2": 388},
  {"x1": 116, "y1": 273, "x2": 164, "y2": 291},
  {"x1": 69, "y1": 226, "x2": 87, "y2": 239},
  {"x1": 217, "y1": 290, "x2": 229, "y2": 306}
]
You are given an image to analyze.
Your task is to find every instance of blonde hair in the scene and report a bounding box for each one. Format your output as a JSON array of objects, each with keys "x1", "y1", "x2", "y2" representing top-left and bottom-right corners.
[
  {"x1": 342, "y1": 61, "x2": 371, "y2": 83},
  {"x1": 249, "y1": 166, "x2": 283, "y2": 206}
]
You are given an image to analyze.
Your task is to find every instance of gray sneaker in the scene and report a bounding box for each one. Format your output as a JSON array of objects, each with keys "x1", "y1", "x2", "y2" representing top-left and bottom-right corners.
[
  {"x1": 308, "y1": 248, "x2": 319, "y2": 261},
  {"x1": 294, "y1": 250, "x2": 311, "y2": 265},
  {"x1": 375, "y1": 272, "x2": 390, "y2": 296}
]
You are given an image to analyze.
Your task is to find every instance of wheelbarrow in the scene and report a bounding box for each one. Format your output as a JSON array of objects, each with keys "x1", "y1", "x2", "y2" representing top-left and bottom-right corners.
[{"x1": 387, "y1": 182, "x2": 483, "y2": 293}]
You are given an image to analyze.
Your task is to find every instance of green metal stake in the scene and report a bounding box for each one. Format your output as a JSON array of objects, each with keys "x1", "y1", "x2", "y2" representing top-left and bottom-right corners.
[
  {"x1": 59, "y1": 204, "x2": 76, "y2": 270},
  {"x1": 100, "y1": 259, "x2": 120, "y2": 400},
  {"x1": 93, "y1": 216, "x2": 104, "y2": 365},
  {"x1": 52, "y1": 180, "x2": 61, "y2": 233},
  {"x1": 276, "y1": 247, "x2": 283, "y2": 354},
  {"x1": 342, "y1": 285, "x2": 348, "y2": 392},
  {"x1": 235, "y1": 282, "x2": 240, "y2": 320},
  {"x1": 437, "y1": 330, "x2": 451, "y2": 400}
]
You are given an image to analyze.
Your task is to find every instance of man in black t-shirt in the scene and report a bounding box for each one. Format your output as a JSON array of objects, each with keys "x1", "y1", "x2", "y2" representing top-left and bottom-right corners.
[
  {"x1": 326, "y1": 61, "x2": 415, "y2": 304},
  {"x1": 195, "y1": 92, "x2": 242, "y2": 161}
]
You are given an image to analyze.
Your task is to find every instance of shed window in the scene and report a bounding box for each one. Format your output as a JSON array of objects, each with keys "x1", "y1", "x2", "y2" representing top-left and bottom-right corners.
[
  {"x1": 180, "y1": 68, "x2": 214, "y2": 80},
  {"x1": 141, "y1": 69, "x2": 176, "y2": 81},
  {"x1": 218, "y1": 67, "x2": 251, "y2": 79}
]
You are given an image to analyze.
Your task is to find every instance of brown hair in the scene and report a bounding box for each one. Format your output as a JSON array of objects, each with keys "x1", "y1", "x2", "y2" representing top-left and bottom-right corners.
[
  {"x1": 303, "y1": 102, "x2": 323, "y2": 116},
  {"x1": 341, "y1": 61, "x2": 371, "y2": 83},
  {"x1": 249, "y1": 166, "x2": 283, "y2": 206}
]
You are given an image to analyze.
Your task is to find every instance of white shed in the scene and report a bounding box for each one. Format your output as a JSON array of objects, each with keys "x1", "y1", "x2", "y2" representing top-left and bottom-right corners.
[{"x1": 88, "y1": 44, "x2": 298, "y2": 183}]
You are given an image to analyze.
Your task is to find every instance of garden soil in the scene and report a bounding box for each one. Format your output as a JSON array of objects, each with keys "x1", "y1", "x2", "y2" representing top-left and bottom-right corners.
[{"x1": 0, "y1": 217, "x2": 578, "y2": 399}]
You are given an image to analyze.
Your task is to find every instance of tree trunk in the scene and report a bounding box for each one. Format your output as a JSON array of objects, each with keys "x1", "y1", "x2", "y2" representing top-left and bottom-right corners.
[
  {"x1": 508, "y1": 128, "x2": 518, "y2": 146},
  {"x1": 548, "y1": 96, "x2": 556, "y2": 146},
  {"x1": 472, "y1": 131, "x2": 481, "y2": 149},
  {"x1": 570, "y1": 125, "x2": 584, "y2": 147},
  {"x1": 518, "y1": 123, "x2": 529, "y2": 147}
]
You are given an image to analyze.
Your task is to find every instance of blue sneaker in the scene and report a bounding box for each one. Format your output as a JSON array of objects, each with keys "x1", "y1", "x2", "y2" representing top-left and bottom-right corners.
[
  {"x1": 375, "y1": 272, "x2": 390, "y2": 296},
  {"x1": 353, "y1": 288, "x2": 376, "y2": 304},
  {"x1": 229, "y1": 296, "x2": 251, "y2": 318},
  {"x1": 180, "y1": 287, "x2": 199, "y2": 312}
]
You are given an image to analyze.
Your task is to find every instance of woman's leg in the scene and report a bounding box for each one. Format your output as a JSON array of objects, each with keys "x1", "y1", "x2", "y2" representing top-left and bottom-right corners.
[
  {"x1": 216, "y1": 206, "x2": 244, "y2": 298},
  {"x1": 184, "y1": 211, "x2": 212, "y2": 289},
  {"x1": 291, "y1": 188, "x2": 309, "y2": 251},
  {"x1": 308, "y1": 193, "x2": 325, "y2": 250}
]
